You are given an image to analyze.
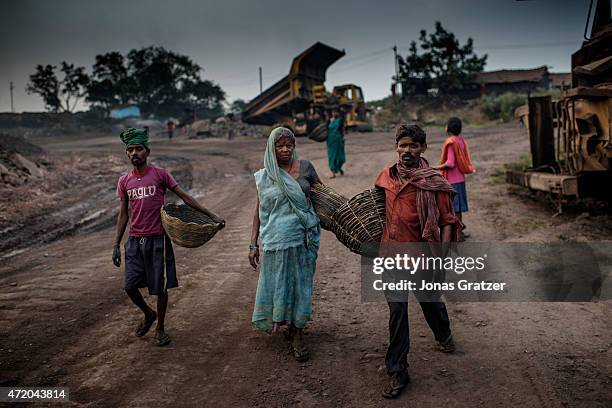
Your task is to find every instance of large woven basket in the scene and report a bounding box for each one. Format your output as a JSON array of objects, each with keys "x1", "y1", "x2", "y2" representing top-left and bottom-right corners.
[
  {"x1": 308, "y1": 123, "x2": 328, "y2": 142},
  {"x1": 161, "y1": 204, "x2": 221, "y2": 248},
  {"x1": 331, "y1": 188, "x2": 386, "y2": 255},
  {"x1": 310, "y1": 183, "x2": 348, "y2": 231}
]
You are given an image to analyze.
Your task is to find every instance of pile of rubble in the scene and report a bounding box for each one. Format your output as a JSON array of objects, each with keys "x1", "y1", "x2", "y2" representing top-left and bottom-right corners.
[
  {"x1": 186, "y1": 117, "x2": 267, "y2": 139},
  {"x1": 0, "y1": 133, "x2": 49, "y2": 187}
]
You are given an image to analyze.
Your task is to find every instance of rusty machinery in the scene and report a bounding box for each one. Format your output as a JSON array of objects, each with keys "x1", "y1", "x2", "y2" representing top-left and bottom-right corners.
[
  {"x1": 241, "y1": 42, "x2": 371, "y2": 138},
  {"x1": 509, "y1": 0, "x2": 612, "y2": 210}
]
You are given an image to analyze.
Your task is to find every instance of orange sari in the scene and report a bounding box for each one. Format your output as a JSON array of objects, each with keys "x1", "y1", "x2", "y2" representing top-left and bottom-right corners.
[{"x1": 440, "y1": 136, "x2": 475, "y2": 180}]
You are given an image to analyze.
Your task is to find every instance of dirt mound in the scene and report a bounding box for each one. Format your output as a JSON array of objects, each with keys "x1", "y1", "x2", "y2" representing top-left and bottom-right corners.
[
  {"x1": 0, "y1": 151, "x2": 125, "y2": 256},
  {"x1": 0, "y1": 133, "x2": 49, "y2": 187},
  {"x1": 186, "y1": 117, "x2": 266, "y2": 139},
  {"x1": 0, "y1": 133, "x2": 46, "y2": 157}
]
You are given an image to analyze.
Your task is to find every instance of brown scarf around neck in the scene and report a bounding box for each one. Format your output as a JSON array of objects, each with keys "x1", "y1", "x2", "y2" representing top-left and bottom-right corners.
[{"x1": 394, "y1": 157, "x2": 459, "y2": 242}]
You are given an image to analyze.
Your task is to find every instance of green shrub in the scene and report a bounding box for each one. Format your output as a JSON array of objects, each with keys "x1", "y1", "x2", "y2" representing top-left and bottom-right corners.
[
  {"x1": 505, "y1": 154, "x2": 532, "y2": 171},
  {"x1": 480, "y1": 92, "x2": 526, "y2": 122},
  {"x1": 480, "y1": 95, "x2": 501, "y2": 120}
]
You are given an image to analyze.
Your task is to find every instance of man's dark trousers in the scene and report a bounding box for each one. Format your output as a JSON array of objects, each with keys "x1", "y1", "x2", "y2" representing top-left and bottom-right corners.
[{"x1": 385, "y1": 300, "x2": 451, "y2": 374}]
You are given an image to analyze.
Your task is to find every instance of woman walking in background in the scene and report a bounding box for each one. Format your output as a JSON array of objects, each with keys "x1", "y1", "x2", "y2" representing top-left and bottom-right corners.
[
  {"x1": 434, "y1": 117, "x2": 475, "y2": 239},
  {"x1": 248, "y1": 127, "x2": 322, "y2": 362},
  {"x1": 326, "y1": 107, "x2": 346, "y2": 178}
]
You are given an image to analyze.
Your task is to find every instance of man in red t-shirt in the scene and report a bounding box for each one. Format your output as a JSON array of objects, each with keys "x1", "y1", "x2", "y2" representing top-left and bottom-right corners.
[
  {"x1": 375, "y1": 124, "x2": 460, "y2": 399},
  {"x1": 112, "y1": 128, "x2": 224, "y2": 346}
]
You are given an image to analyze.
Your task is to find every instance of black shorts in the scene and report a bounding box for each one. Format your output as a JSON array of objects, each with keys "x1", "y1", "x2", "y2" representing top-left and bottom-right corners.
[{"x1": 124, "y1": 235, "x2": 178, "y2": 295}]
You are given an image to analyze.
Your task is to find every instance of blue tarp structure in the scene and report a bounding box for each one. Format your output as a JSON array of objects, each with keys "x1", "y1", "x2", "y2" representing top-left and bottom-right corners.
[{"x1": 110, "y1": 105, "x2": 141, "y2": 119}]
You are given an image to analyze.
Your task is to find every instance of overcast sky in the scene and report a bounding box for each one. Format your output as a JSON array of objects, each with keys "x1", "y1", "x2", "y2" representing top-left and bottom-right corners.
[{"x1": 0, "y1": 0, "x2": 589, "y2": 112}]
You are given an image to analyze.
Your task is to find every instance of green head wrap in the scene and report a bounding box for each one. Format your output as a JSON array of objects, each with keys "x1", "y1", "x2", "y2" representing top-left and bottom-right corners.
[{"x1": 120, "y1": 128, "x2": 149, "y2": 149}]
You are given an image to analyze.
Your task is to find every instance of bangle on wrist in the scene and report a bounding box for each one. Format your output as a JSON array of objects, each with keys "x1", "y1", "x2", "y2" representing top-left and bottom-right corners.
[{"x1": 249, "y1": 243, "x2": 259, "y2": 250}]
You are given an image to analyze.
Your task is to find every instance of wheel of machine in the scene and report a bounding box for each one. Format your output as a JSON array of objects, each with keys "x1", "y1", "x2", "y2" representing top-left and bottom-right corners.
[
  {"x1": 308, "y1": 123, "x2": 328, "y2": 142},
  {"x1": 355, "y1": 123, "x2": 373, "y2": 132}
]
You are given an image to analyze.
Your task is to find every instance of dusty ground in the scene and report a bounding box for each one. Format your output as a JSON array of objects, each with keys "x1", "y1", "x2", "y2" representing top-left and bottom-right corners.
[{"x1": 0, "y1": 125, "x2": 610, "y2": 407}]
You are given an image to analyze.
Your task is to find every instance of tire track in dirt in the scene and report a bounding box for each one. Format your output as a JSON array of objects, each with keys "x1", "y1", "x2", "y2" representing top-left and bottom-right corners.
[
  {"x1": 0, "y1": 139, "x2": 261, "y2": 395},
  {"x1": 57, "y1": 171, "x2": 259, "y2": 407}
]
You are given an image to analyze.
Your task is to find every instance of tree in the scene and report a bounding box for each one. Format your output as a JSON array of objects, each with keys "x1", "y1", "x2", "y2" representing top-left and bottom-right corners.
[
  {"x1": 185, "y1": 79, "x2": 225, "y2": 118},
  {"x1": 26, "y1": 63, "x2": 89, "y2": 113},
  {"x1": 28, "y1": 47, "x2": 225, "y2": 117},
  {"x1": 125, "y1": 46, "x2": 225, "y2": 117},
  {"x1": 59, "y1": 62, "x2": 89, "y2": 112},
  {"x1": 398, "y1": 22, "x2": 487, "y2": 95},
  {"x1": 86, "y1": 51, "x2": 130, "y2": 114},
  {"x1": 26, "y1": 65, "x2": 61, "y2": 112},
  {"x1": 228, "y1": 99, "x2": 247, "y2": 115}
]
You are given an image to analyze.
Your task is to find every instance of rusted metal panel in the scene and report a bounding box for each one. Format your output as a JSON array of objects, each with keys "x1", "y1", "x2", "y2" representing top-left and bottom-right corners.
[
  {"x1": 562, "y1": 86, "x2": 612, "y2": 99},
  {"x1": 525, "y1": 172, "x2": 579, "y2": 196},
  {"x1": 507, "y1": 1, "x2": 612, "y2": 202},
  {"x1": 505, "y1": 170, "x2": 526, "y2": 186},
  {"x1": 527, "y1": 96, "x2": 556, "y2": 168},
  {"x1": 506, "y1": 170, "x2": 578, "y2": 197}
]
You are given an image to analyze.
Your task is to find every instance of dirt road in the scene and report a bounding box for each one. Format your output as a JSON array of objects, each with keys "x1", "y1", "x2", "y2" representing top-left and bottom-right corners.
[{"x1": 1, "y1": 125, "x2": 610, "y2": 407}]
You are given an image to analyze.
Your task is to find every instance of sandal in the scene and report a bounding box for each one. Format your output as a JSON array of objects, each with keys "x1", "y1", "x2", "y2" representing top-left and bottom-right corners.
[
  {"x1": 292, "y1": 344, "x2": 310, "y2": 362},
  {"x1": 155, "y1": 330, "x2": 171, "y2": 347},
  {"x1": 438, "y1": 335, "x2": 456, "y2": 353},
  {"x1": 382, "y1": 371, "x2": 410, "y2": 399},
  {"x1": 135, "y1": 311, "x2": 157, "y2": 337}
]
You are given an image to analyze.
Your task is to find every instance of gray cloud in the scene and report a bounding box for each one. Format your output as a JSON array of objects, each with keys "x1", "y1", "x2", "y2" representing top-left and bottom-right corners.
[{"x1": 0, "y1": 0, "x2": 587, "y2": 112}]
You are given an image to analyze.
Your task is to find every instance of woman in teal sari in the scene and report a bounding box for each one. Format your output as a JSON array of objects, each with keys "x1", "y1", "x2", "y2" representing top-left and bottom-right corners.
[
  {"x1": 326, "y1": 107, "x2": 346, "y2": 178},
  {"x1": 248, "y1": 127, "x2": 322, "y2": 361}
]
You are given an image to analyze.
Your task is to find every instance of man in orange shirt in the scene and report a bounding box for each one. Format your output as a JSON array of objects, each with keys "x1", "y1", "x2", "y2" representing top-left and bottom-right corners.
[{"x1": 375, "y1": 124, "x2": 460, "y2": 399}]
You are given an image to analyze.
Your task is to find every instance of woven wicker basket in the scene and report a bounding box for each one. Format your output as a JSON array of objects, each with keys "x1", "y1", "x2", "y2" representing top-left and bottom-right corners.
[
  {"x1": 307, "y1": 123, "x2": 328, "y2": 142},
  {"x1": 310, "y1": 183, "x2": 348, "y2": 231},
  {"x1": 330, "y1": 188, "x2": 386, "y2": 255},
  {"x1": 161, "y1": 204, "x2": 221, "y2": 248}
]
